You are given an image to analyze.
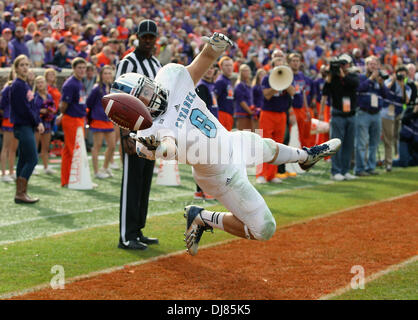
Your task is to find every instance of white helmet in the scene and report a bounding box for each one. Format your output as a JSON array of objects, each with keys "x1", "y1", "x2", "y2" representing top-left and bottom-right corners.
[{"x1": 111, "y1": 73, "x2": 168, "y2": 119}]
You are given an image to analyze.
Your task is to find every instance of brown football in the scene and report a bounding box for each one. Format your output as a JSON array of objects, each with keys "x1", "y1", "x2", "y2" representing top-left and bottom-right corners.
[{"x1": 101, "y1": 93, "x2": 153, "y2": 131}]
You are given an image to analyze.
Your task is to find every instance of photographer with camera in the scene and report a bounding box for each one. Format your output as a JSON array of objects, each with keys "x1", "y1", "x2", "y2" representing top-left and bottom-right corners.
[
  {"x1": 320, "y1": 54, "x2": 359, "y2": 181},
  {"x1": 381, "y1": 66, "x2": 412, "y2": 172},
  {"x1": 354, "y1": 56, "x2": 389, "y2": 176}
]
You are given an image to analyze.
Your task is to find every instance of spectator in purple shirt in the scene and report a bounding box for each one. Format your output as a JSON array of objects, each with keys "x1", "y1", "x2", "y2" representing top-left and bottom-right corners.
[
  {"x1": 234, "y1": 64, "x2": 255, "y2": 131},
  {"x1": 0, "y1": 71, "x2": 18, "y2": 183},
  {"x1": 288, "y1": 52, "x2": 314, "y2": 148},
  {"x1": 43, "y1": 38, "x2": 54, "y2": 65},
  {"x1": 251, "y1": 68, "x2": 267, "y2": 129},
  {"x1": 196, "y1": 64, "x2": 219, "y2": 120},
  {"x1": 10, "y1": 55, "x2": 44, "y2": 204},
  {"x1": 1, "y1": 11, "x2": 15, "y2": 33},
  {"x1": 59, "y1": 57, "x2": 88, "y2": 187},
  {"x1": 86, "y1": 65, "x2": 115, "y2": 179},
  {"x1": 33, "y1": 75, "x2": 57, "y2": 175},
  {"x1": 214, "y1": 56, "x2": 235, "y2": 131},
  {"x1": 10, "y1": 27, "x2": 29, "y2": 61}
]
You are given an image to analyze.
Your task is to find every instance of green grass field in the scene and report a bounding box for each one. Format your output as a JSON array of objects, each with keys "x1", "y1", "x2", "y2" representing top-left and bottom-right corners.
[
  {"x1": 333, "y1": 260, "x2": 418, "y2": 300},
  {"x1": 0, "y1": 155, "x2": 417, "y2": 299}
]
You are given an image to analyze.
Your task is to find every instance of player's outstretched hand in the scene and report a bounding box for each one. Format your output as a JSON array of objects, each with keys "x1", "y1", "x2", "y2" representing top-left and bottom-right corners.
[
  {"x1": 202, "y1": 32, "x2": 233, "y2": 52},
  {"x1": 130, "y1": 133, "x2": 160, "y2": 151}
]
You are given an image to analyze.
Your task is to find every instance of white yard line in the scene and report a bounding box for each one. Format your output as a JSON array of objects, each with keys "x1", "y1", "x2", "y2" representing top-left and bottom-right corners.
[
  {"x1": 0, "y1": 205, "x2": 119, "y2": 228},
  {"x1": 2, "y1": 190, "x2": 417, "y2": 300},
  {"x1": 318, "y1": 255, "x2": 418, "y2": 300}
]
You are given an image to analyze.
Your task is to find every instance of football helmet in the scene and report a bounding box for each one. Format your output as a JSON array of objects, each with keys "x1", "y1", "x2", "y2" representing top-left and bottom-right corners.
[{"x1": 111, "y1": 73, "x2": 168, "y2": 119}]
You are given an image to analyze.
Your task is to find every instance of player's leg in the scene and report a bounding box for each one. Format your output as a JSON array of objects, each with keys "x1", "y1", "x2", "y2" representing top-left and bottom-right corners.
[
  {"x1": 185, "y1": 166, "x2": 276, "y2": 255},
  {"x1": 232, "y1": 130, "x2": 341, "y2": 171}
]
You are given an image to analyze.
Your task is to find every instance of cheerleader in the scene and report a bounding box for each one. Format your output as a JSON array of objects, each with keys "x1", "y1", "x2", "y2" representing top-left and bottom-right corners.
[
  {"x1": 0, "y1": 71, "x2": 18, "y2": 182},
  {"x1": 86, "y1": 65, "x2": 116, "y2": 179},
  {"x1": 33, "y1": 75, "x2": 58, "y2": 174},
  {"x1": 10, "y1": 55, "x2": 44, "y2": 203}
]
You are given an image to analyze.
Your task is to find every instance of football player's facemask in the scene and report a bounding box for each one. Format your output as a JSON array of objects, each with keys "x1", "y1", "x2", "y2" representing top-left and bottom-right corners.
[{"x1": 111, "y1": 73, "x2": 168, "y2": 119}]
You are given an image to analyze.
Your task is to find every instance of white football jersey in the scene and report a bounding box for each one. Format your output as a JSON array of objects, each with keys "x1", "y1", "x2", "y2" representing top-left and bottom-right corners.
[{"x1": 138, "y1": 63, "x2": 232, "y2": 170}]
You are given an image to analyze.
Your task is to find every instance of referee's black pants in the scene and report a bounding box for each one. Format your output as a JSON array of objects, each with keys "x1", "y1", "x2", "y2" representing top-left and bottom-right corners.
[{"x1": 119, "y1": 151, "x2": 155, "y2": 243}]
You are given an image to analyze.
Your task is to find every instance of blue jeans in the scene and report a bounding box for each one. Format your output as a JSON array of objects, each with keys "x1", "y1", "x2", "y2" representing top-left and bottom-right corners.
[
  {"x1": 330, "y1": 114, "x2": 356, "y2": 175},
  {"x1": 13, "y1": 125, "x2": 38, "y2": 180},
  {"x1": 354, "y1": 110, "x2": 382, "y2": 173}
]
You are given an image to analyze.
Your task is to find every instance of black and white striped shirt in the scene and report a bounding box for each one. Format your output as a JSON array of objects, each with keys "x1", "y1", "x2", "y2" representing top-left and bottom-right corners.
[{"x1": 115, "y1": 48, "x2": 162, "y2": 80}]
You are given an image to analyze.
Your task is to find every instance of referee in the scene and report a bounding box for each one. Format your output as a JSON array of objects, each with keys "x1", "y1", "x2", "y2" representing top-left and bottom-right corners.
[{"x1": 115, "y1": 19, "x2": 162, "y2": 250}]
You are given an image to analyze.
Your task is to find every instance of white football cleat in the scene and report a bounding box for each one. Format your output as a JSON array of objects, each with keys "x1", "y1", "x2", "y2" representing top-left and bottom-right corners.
[
  {"x1": 184, "y1": 205, "x2": 212, "y2": 256},
  {"x1": 300, "y1": 139, "x2": 341, "y2": 171}
]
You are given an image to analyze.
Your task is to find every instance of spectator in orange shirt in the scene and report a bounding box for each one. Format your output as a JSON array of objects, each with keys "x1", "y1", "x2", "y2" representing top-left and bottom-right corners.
[
  {"x1": 236, "y1": 33, "x2": 252, "y2": 58},
  {"x1": 22, "y1": 10, "x2": 36, "y2": 29},
  {"x1": 95, "y1": 46, "x2": 116, "y2": 68},
  {"x1": 121, "y1": 35, "x2": 137, "y2": 58},
  {"x1": 117, "y1": 18, "x2": 129, "y2": 41}
]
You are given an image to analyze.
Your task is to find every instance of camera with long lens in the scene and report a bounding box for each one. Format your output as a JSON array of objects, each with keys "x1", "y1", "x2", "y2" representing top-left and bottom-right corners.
[
  {"x1": 329, "y1": 58, "x2": 344, "y2": 77},
  {"x1": 378, "y1": 70, "x2": 389, "y2": 80}
]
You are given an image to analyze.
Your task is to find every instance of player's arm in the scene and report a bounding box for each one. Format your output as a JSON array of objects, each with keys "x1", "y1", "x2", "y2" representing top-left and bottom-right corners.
[
  {"x1": 135, "y1": 141, "x2": 156, "y2": 161},
  {"x1": 186, "y1": 33, "x2": 233, "y2": 86},
  {"x1": 156, "y1": 136, "x2": 178, "y2": 161},
  {"x1": 131, "y1": 133, "x2": 178, "y2": 161}
]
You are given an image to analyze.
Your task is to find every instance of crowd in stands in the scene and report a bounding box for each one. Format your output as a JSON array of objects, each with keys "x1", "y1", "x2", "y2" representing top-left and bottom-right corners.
[{"x1": 0, "y1": 0, "x2": 417, "y2": 189}]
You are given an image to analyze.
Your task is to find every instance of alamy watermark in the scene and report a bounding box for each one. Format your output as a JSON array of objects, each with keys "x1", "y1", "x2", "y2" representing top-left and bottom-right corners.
[
  {"x1": 51, "y1": 5, "x2": 65, "y2": 30},
  {"x1": 50, "y1": 265, "x2": 65, "y2": 290},
  {"x1": 351, "y1": 5, "x2": 365, "y2": 30},
  {"x1": 147, "y1": 128, "x2": 266, "y2": 166},
  {"x1": 350, "y1": 265, "x2": 365, "y2": 290}
]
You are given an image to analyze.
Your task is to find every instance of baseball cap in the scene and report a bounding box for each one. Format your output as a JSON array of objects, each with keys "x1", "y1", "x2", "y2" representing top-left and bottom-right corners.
[
  {"x1": 33, "y1": 31, "x2": 41, "y2": 37},
  {"x1": 158, "y1": 36, "x2": 168, "y2": 45},
  {"x1": 339, "y1": 54, "x2": 353, "y2": 64},
  {"x1": 2, "y1": 28, "x2": 12, "y2": 35},
  {"x1": 137, "y1": 19, "x2": 158, "y2": 38}
]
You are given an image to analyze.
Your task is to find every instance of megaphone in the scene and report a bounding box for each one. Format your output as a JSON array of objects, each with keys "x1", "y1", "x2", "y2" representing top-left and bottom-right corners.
[{"x1": 268, "y1": 65, "x2": 294, "y2": 91}]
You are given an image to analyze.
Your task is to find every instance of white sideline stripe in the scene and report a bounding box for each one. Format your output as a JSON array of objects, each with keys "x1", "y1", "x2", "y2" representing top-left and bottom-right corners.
[
  {"x1": 318, "y1": 255, "x2": 418, "y2": 300},
  {"x1": 2, "y1": 190, "x2": 417, "y2": 300}
]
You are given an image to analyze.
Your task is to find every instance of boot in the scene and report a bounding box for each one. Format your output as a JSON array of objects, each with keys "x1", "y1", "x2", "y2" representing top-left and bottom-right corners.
[{"x1": 15, "y1": 177, "x2": 39, "y2": 204}]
